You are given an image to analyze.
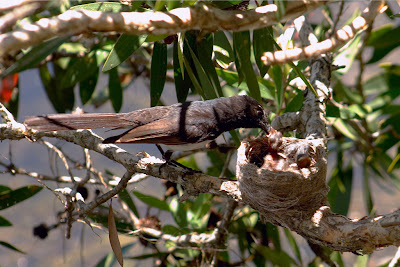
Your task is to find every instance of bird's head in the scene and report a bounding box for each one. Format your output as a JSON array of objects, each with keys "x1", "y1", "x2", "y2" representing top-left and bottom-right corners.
[{"x1": 243, "y1": 96, "x2": 270, "y2": 134}]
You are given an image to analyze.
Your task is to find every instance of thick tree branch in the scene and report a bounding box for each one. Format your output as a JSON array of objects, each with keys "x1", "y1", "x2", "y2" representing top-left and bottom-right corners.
[{"x1": 0, "y1": 1, "x2": 330, "y2": 57}]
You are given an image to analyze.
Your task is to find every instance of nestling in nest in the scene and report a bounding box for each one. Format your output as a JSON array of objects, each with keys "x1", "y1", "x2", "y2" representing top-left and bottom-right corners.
[{"x1": 236, "y1": 128, "x2": 329, "y2": 227}]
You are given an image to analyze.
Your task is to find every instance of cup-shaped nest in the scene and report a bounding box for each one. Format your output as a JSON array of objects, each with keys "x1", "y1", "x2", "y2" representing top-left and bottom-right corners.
[{"x1": 236, "y1": 129, "x2": 329, "y2": 227}]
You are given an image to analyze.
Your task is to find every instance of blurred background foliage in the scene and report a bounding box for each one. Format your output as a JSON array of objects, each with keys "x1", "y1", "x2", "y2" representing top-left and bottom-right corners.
[{"x1": 1, "y1": 0, "x2": 400, "y2": 266}]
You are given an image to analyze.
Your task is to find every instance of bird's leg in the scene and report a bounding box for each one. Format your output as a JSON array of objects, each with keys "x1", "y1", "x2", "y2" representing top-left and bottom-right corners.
[{"x1": 156, "y1": 145, "x2": 201, "y2": 174}]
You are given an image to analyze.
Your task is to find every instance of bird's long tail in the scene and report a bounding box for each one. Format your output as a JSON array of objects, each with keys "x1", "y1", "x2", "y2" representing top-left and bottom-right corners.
[{"x1": 25, "y1": 113, "x2": 130, "y2": 132}]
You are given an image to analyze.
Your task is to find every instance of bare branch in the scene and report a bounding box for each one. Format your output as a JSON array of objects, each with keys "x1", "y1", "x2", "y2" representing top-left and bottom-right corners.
[
  {"x1": 0, "y1": 1, "x2": 330, "y2": 57},
  {"x1": 261, "y1": 0, "x2": 385, "y2": 65}
]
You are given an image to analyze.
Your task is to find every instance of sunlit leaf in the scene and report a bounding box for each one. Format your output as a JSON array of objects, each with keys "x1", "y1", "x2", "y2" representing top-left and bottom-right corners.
[
  {"x1": 169, "y1": 198, "x2": 188, "y2": 228},
  {"x1": 118, "y1": 189, "x2": 140, "y2": 218},
  {"x1": 103, "y1": 34, "x2": 146, "y2": 72},
  {"x1": 71, "y1": 2, "x2": 132, "y2": 12},
  {"x1": 214, "y1": 31, "x2": 234, "y2": 69}
]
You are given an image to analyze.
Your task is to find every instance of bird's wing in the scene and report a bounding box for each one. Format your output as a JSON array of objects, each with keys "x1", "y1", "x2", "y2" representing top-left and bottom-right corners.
[{"x1": 107, "y1": 118, "x2": 188, "y2": 145}]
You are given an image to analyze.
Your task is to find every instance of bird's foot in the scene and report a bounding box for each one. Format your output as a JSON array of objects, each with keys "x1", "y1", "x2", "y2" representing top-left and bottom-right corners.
[{"x1": 156, "y1": 144, "x2": 201, "y2": 175}]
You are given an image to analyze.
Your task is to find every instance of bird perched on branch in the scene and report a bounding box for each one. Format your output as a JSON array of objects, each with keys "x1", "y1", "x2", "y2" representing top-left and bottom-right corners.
[{"x1": 25, "y1": 95, "x2": 270, "y2": 164}]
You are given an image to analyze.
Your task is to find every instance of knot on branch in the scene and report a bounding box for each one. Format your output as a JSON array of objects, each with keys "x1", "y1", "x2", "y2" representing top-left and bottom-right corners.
[{"x1": 236, "y1": 129, "x2": 329, "y2": 228}]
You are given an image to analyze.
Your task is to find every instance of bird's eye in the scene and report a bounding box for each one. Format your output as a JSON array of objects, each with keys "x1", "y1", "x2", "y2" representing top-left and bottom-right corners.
[{"x1": 256, "y1": 108, "x2": 264, "y2": 117}]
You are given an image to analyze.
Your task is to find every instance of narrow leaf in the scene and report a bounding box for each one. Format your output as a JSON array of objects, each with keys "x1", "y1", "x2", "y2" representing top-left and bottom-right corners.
[
  {"x1": 61, "y1": 53, "x2": 98, "y2": 89},
  {"x1": 0, "y1": 36, "x2": 70, "y2": 78},
  {"x1": 0, "y1": 185, "x2": 42, "y2": 210},
  {"x1": 284, "y1": 229, "x2": 302, "y2": 264},
  {"x1": 80, "y1": 70, "x2": 99, "y2": 104},
  {"x1": 271, "y1": 65, "x2": 283, "y2": 110},
  {"x1": 133, "y1": 191, "x2": 169, "y2": 211},
  {"x1": 186, "y1": 41, "x2": 218, "y2": 99},
  {"x1": 233, "y1": 31, "x2": 261, "y2": 103},
  {"x1": 0, "y1": 241, "x2": 25, "y2": 254},
  {"x1": 71, "y1": 2, "x2": 132, "y2": 12},
  {"x1": 108, "y1": 201, "x2": 123, "y2": 267},
  {"x1": 150, "y1": 41, "x2": 167, "y2": 106},
  {"x1": 118, "y1": 189, "x2": 140, "y2": 218},
  {"x1": 0, "y1": 216, "x2": 12, "y2": 227},
  {"x1": 103, "y1": 34, "x2": 146, "y2": 72},
  {"x1": 253, "y1": 27, "x2": 274, "y2": 77},
  {"x1": 108, "y1": 68, "x2": 123, "y2": 112},
  {"x1": 173, "y1": 38, "x2": 191, "y2": 102},
  {"x1": 198, "y1": 35, "x2": 224, "y2": 97},
  {"x1": 213, "y1": 31, "x2": 234, "y2": 69},
  {"x1": 169, "y1": 198, "x2": 188, "y2": 228}
]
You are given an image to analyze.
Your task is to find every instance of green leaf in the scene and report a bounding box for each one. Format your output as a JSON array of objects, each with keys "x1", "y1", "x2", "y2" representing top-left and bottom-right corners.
[
  {"x1": 169, "y1": 198, "x2": 188, "y2": 228},
  {"x1": 285, "y1": 90, "x2": 304, "y2": 112},
  {"x1": 145, "y1": 34, "x2": 170, "y2": 42},
  {"x1": 186, "y1": 40, "x2": 218, "y2": 100},
  {"x1": 80, "y1": 70, "x2": 99, "y2": 105},
  {"x1": 39, "y1": 63, "x2": 75, "y2": 113},
  {"x1": 0, "y1": 241, "x2": 25, "y2": 254},
  {"x1": 284, "y1": 228, "x2": 302, "y2": 264},
  {"x1": 127, "y1": 251, "x2": 170, "y2": 260},
  {"x1": 173, "y1": 38, "x2": 191, "y2": 102},
  {"x1": 253, "y1": 27, "x2": 274, "y2": 77},
  {"x1": 363, "y1": 168, "x2": 375, "y2": 215},
  {"x1": 198, "y1": 34, "x2": 224, "y2": 97},
  {"x1": 0, "y1": 36, "x2": 70, "y2": 79},
  {"x1": 60, "y1": 53, "x2": 98, "y2": 89},
  {"x1": 0, "y1": 185, "x2": 11, "y2": 194},
  {"x1": 150, "y1": 41, "x2": 168, "y2": 106},
  {"x1": 95, "y1": 242, "x2": 136, "y2": 267},
  {"x1": 213, "y1": 31, "x2": 234, "y2": 69},
  {"x1": 367, "y1": 24, "x2": 400, "y2": 64},
  {"x1": 103, "y1": 34, "x2": 146, "y2": 72},
  {"x1": 0, "y1": 185, "x2": 43, "y2": 210},
  {"x1": 254, "y1": 244, "x2": 297, "y2": 265},
  {"x1": 274, "y1": 0, "x2": 287, "y2": 21},
  {"x1": 163, "y1": 224, "x2": 189, "y2": 235},
  {"x1": 333, "y1": 119, "x2": 358, "y2": 141},
  {"x1": 271, "y1": 65, "x2": 283, "y2": 110},
  {"x1": 354, "y1": 254, "x2": 370, "y2": 267},
  {"x1": 118, "y1": 189, "x2": 140, "y2": 218},
  {"x1": 108, "y1": 68, "x2": 123, "y2": 112},
  {"x1": 133, "y1": 191, "x2": 169, "y2": 211},
  {"x1": 328, "y1": 155, "x2": 353, "y2": 215},
  {"x1": 71, "y1": 2, "x2": 132, "y2": 12},
  {"x1": 326, "y1": 104, "x2": 362, "y2": 119},
  {"x1": 0, "y1": 216, "x2": 12, "y2": 227},
  {"x1": 233, "y1": 31, "x2": 261, "y2": 103}
]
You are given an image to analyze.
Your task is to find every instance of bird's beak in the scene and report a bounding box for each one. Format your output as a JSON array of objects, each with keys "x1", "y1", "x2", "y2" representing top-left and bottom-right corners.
[{"x1": 261, "y1": 112, "x2": 270, "y2": 134}]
